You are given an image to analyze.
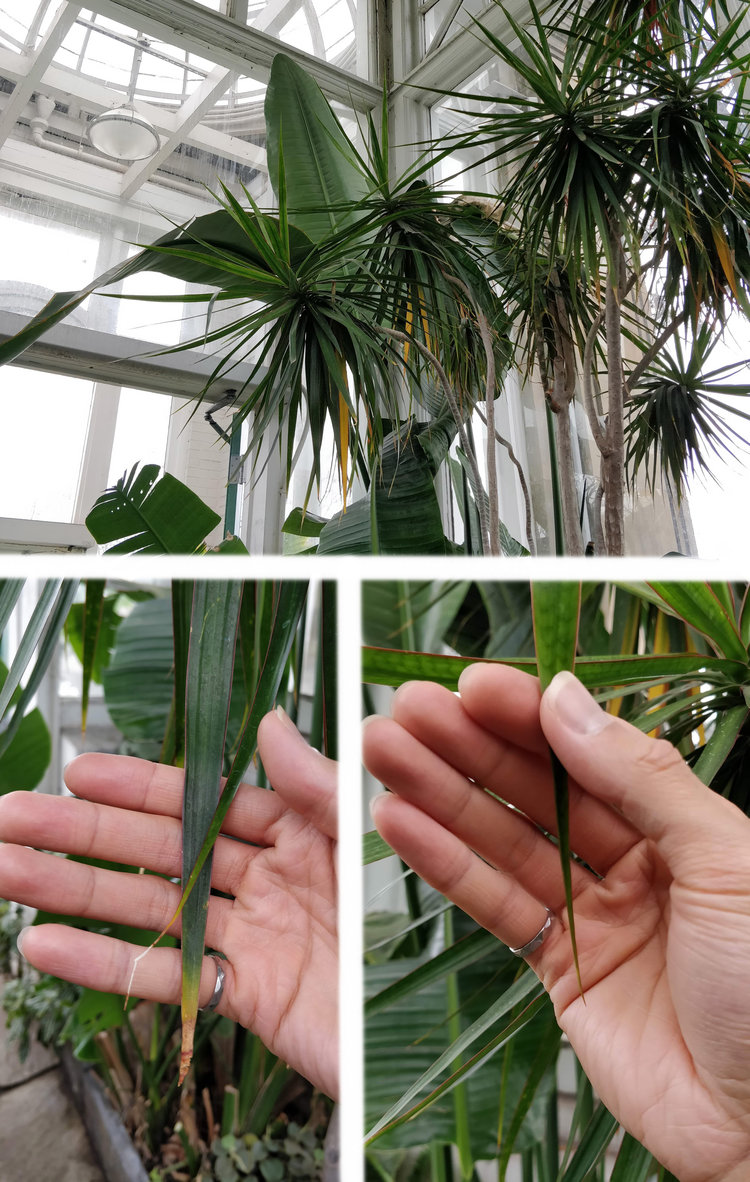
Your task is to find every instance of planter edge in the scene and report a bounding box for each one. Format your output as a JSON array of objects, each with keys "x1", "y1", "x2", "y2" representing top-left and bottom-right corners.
[{"x1": 60, "y1": 1044, "x2": 150, "y2": 1182}]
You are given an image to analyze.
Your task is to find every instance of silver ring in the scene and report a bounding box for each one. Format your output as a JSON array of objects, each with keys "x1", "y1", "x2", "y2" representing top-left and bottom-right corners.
[
  {"x1": 508, "y1": 909, "x2": 554, "y2": 957},
  {"x1": 202, "y1": 956, "x2": 226, "y2": 1012}
]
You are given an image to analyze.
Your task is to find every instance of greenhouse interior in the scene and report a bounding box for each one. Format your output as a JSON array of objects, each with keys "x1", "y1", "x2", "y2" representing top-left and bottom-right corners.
[{"x1": 1, "y1": 0, "x2": 748, "y2": 556}]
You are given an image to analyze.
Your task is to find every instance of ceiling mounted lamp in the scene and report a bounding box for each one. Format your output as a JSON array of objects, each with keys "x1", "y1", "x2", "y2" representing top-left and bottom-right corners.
[{"x1": 87, "y1": 103, "x2": 160, "y2": 161}]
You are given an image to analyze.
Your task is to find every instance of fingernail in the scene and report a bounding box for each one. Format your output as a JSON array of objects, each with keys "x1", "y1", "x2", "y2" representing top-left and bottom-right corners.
[
  {"x1": 275, "y1": 705, "x2": 299, "y2": 733},
  {"x1": 457, "y1": 665, "x2": 479, "y2": 693},
  {"x1": 545, "y1": 671, "x2": 613, "y2": 735},
  {"x1": 369, "y1": 792, "x2": 389, "y2": 821},
  {"x1": 17, "y1": 926, "x2": 31, "y2": 958},
  {"x1": 362, "y1": 715, "x2": 385, "y2": 731}
]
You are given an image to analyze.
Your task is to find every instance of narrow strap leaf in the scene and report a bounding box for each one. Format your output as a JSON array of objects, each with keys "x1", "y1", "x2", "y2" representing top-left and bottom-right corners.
[
  {"x1": 367, "y1": 986, "x2": 548, "y2": 1141},
  {"x1": 321, "y1": 582, "x2": 338, "y2": 758},
  {"x1": 559, "y1": 1103, "x2": 618, "y2": 1182},
  {"x1": 692, "y1": 704, "x2": 748, "y2": 787},
  {"x1": 81, "y1": 581, "x2": 106, "y2": 735},
  {"x1": 0, "y1": 580, "x2": 24, "y2": 640},
  {"x1": 179, "y1": 580, "x2": 243, "y2": 1084},
  {"x1": 0, "y1": 581, "x2": 79, "y2": 759},
  {"x1": 531, "y1": 581, "x2": 584, "y2": 997},
  {"x1": 159, "y1": 582, "x2": 309, "y2": 970},
  {"x1": 0, "y1": 579, "x2": 61, "y2": 720}
]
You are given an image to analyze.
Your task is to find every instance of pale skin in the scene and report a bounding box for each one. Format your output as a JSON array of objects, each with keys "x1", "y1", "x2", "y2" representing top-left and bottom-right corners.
[
  {"x1": 363, "y1": 665, "x2": 750, "y2": 1182},
  {"x1": 0, "y1": 707, "x2": 338, "y2": 1100}
]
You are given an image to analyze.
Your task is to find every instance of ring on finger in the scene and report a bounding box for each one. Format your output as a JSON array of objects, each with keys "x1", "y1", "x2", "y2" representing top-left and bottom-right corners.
[
  {"x1": 508, "y1": 909, "x2": 554, "y2": 957},
  {"x1": 202, "y1": 955, "x2": 226, "y2": 1012}
]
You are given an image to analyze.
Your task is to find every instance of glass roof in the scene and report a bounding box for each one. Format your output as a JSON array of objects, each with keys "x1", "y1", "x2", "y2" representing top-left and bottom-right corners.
[{"x1": 0, "y1": 0, "x2": 370, "y2": 217}]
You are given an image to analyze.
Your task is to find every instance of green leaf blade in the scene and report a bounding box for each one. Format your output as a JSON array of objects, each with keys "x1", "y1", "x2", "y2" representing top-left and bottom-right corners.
[{"x1": 179, "y1": 581, "x2": 243, "y2": 1084}]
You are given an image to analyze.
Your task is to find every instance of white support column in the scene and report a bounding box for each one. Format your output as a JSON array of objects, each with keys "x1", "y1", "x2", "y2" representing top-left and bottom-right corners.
[
  {"x1": 120, "y1": 65, "x2": 234, "y2": 199},
  {"x1": 73, "y1": 382, "x2": 121, "y2": 522},
  {"x1": 0, "y1": 3, "x2": 82, "y2": 149}
]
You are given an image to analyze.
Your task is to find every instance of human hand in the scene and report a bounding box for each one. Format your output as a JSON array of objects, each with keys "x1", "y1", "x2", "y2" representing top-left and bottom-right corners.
[
  {"x1": 0, "y1": 708, "x2": 338, "y2": 1098},
  {"x1": 363, "y1": 665, "x2": 750, "y2": 1182}
]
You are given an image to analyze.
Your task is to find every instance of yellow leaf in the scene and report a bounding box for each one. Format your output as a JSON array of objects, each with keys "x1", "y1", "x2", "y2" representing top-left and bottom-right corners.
[{"x1": 711, "y1": 223, "x2": 739, "y2": 299}]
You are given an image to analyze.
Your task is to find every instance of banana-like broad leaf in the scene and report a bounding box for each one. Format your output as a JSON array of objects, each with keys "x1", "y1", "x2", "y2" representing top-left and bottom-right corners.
[
  {"x1": 180, "y1": 581, "x2": 243, "y2": 1083},
  {"x1": 86, "y1": 464, "x2": 222, "y2": 555},
  {"x1": 102, "y1": 597, "x2": 175, "y2": 760},
  {"x1": 265, "y1": 54, "x2": 371, "y2": 243},
  {"x1": 317, "y1": 422, "x2": 455, "y2": 556},
  {"x1": 531, "y1": 582, "x2": 583, "y2": 994}
]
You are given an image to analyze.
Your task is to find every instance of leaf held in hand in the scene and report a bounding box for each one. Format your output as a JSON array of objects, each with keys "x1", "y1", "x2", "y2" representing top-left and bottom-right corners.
[{"x1": 531, "y1": 581, "x2": 584, "y2": 998}]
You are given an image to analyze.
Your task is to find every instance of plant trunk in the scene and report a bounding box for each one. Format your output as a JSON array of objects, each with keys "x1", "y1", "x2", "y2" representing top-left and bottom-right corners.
[
  {"x1": 603, "y1": 228, "x2": 626, "y2": 556},
  {"x1": 551, "y1": 358, "x2": 584, "y2": 555}
]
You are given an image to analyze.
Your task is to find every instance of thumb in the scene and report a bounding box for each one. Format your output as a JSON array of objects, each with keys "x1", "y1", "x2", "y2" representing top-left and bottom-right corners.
[
  {"x1": 540, "y1": 671, "x2": 748, "y2": 878},
  {"x1": 257, "y1": 708, "x2": 337, "y2": 839}
]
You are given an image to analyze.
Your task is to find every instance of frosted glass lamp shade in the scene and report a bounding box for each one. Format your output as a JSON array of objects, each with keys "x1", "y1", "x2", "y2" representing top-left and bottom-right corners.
[{"x1": 88, "y1": 105, "x2": 160, "y2": 161}]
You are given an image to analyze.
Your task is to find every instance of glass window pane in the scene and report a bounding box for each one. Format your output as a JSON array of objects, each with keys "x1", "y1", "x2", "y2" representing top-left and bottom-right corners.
[
  {"x1": 107, "y1": 388, "x2": 175, "y2": 487},
  {"x1": 0, "y1": 211, "x2": 99, "y2": 314},
  {"x1": 0, "y1": 367, "x2": 94, "y2": 522},
  {"x1": 118, "y1": 270, "x2": 187, "y2": 346}
]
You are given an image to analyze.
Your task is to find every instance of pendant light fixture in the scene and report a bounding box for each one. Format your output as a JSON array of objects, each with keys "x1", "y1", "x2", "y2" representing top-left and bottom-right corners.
[{"x1": 87, "y1": 36, "x2": 160, "y2": 161}]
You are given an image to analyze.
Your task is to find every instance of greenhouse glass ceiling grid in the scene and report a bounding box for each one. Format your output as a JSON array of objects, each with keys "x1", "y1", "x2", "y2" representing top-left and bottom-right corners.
[{"x1": 0, "y1": 0, "x2": 375, "y2": 210}]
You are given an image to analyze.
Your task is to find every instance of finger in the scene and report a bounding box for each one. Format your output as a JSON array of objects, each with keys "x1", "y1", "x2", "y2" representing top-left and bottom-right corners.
[
  {"x1": 363, "y1": 715, "x2": 592, "y2": 907},
  {"x1": 389, "y1": 674, "x2": 639, "y2": 874},
  {"x1": 18, "y1": 924, "x2": 232, "y2": 1016},
  {"x1": 541, "y1": 672, "x2": 750, "y2": 878},
  {"x1": 257, "y1": 709, "x2": 337, "y2": 839},
  {"x1": 370, "y1": 793, "x2": 555, "y2": 956},
  {"x1": 0, "y1": 791, "x2": 255, "y2": 898},
  {"x1": 0, "y1": 843, "x2": 231, "y2": 948},
  {"x1": 64, "y1": 753, "x2": 285, "y2": 842}
]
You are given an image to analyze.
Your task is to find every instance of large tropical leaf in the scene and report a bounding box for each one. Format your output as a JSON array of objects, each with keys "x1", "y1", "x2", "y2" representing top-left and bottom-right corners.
[
  {"x1": 101, "y1": 597, "x2": 175, "y2": 760},
  {"x1": 0, "y1": 661, "x2": 50, "y2": 793},
  {"x1": 86, "y1": 464, "x2": 223, "y2": 555},
  {"x1": 265, "y1": 54, "x2": 371, "y2": 242},
  {"x1": 318, "y1": 420, "x2": 456, "y2": 555}
]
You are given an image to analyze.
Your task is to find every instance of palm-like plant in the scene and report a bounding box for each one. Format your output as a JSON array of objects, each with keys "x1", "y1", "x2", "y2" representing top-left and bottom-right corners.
[
  {"x1": 0, "y1": 56, "x2": 522, "y2": 556},
  {"x1": 446, "y1": 0, "x2": 750, "y2": 554}
]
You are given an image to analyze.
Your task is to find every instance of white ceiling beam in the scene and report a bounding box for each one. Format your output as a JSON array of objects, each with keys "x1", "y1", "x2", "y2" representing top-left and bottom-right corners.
[
  {"x1": 0, "y1": 48, "x2": 267, "y2": 172},
  {"x1": 121, "y1": 64, "x2": 233, "y2": 198},
  {"x1": 392, "y1": 0, "x2": 528, "y2": 97},
  {"x1": 0, "y1": 309, "x2": 257, "y2": 399},
  {"x1": 0, "y1": 2, "x2": 83, "y2": 148},
  {"x1": 0, "y1": 136, "x2": 217, "y2": 227},
  {"x1": 89, "y1": 0, "x2": 381, "y2": 109}
]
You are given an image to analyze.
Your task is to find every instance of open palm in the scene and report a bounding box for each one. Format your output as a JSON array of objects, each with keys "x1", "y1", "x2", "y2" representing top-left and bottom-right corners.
[
  {"x1": 364, "y1": 666, "x2": 750, "y2": 1182},
  {"x1": 0, "y1": 709, "x2": 338, "y2": 1098}
]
